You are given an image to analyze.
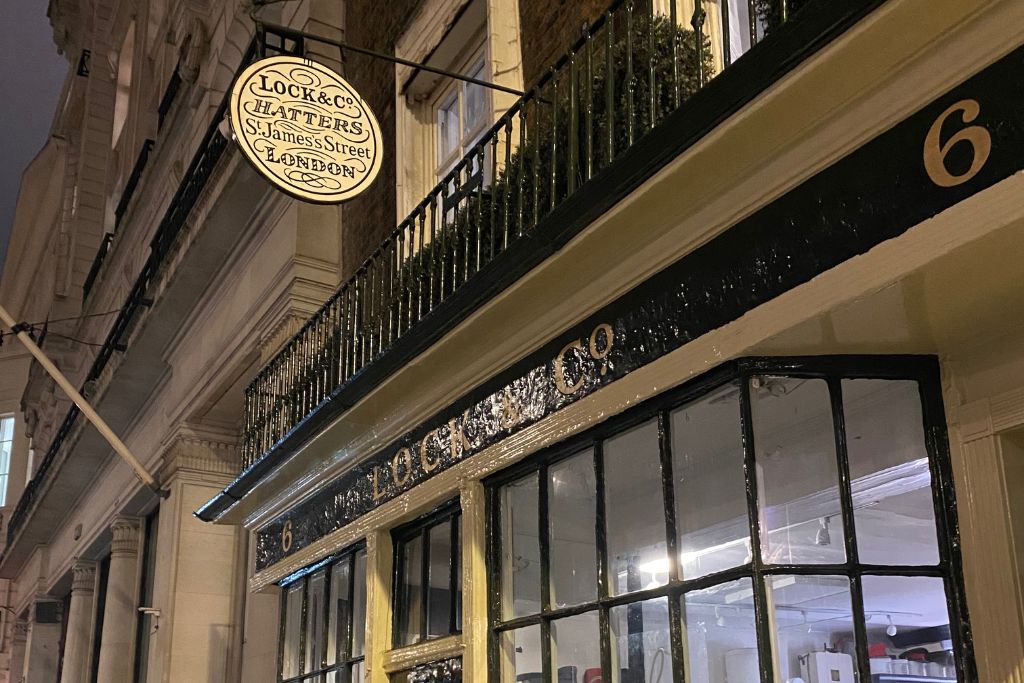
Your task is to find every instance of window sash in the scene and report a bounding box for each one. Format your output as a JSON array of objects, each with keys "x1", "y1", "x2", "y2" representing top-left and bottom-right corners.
[
  {"x1": 486, "y1": 357, "x2": 973, "y2": 683},
  {"x1": 279, "y1": 544, "x2": 368, "y2": 682},
  {"x1": 392, "y1": 500, "x2": 463, "y2": 647}
]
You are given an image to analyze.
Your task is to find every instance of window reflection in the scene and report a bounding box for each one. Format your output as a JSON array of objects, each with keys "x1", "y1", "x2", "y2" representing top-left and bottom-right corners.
[
  {"x1": 279, "y1": 546, "x2": 367, "y2": 682},
  {"x1": 552, "y1": 611, "x2": 602, "y2": 683},
  {"x1": 610, "y1": 597, "x2": 673, "y2": 683},
  {"x1": 842, "y1": 380, "x2": 940, "y2": 566},
  {"x1": 549, "y1": 451, "x2": 598, "y2": 608},
  {"x1": 752, "y1": 377, "x2": 846, "y2": 565},
  {"x1": 683, "y1": 578, "x2": 759, "y2": 683},
  {"x1": 282, "y1": 582, "x2": 304, "y2": 679},
  {"x1": 393, "y1": 502, "x2": 462, "y2": 646},
  {"x1": 499, "y1": 624, "x2": 542, "y2": 682},
  {"x1": 305, "y1": 569, "x2": 326, "y2": 673},
  {"x1": 861, "y1": 575, "x2": 955, "y2": 678},
  {"x1": 501, "y1": 473, "x2": 541, "y2": 620},
  {"x1": 397, "y1": 532, "x2": 424, "y2": 646},
  {"x1": 767, "y1": 575, "x2": 855, "y2": 682},
  {"x1": 605, "y1": 421, "x2": 668, "y2": 596},
  {"x1": 672, "y1": 385, "x2": 750, "y2": 579}
]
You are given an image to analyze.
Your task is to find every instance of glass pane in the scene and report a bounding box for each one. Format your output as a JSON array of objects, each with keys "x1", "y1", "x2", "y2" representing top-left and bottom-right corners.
[
  {"x1": 549, "y1": 450, "x2": 598, "y2": 608},
  {"x1": 861, "y1": 575, "x2": 955, "y2": 678},
  {"x1": 752, "y1": 377, "x2": 846, "y2": 565},
  {"x1": 672, "y1": 384, "x2": 751, "y2": 579},
  {"x1": 455, "y1": 515, "x2": 462, "y2": 632},
  {"x1": 397, "y1": 533, "x2": 424, "y2": 646},
  {"x1": 552, "y1": 611, "x2": 602, "y2": 683},
  {"x1": 609, "y1": 597, "x2": 673, "y2": 683},
  {"x1": 437, "y1": 93, "x2": 459, "y2": 162},
  {"x1": 767, "y1": 575, "x2": 856, "y2": 682},
  {"x1": 605, "y1": 420, "x2": 668, "y2": 596},
  {"x1": 353, "y1": 549, "x2": 367, "y2": 656},
  {"x1": 351, "y1": 660, "x2": 365, "y2": 682},
  {"x1": 682, "y1": 578, "x2": 759, "y2": 683},
  {"x1": 327, "y1": 558, "x2": 352, "y2": 664},
  {"x1": 463, "y1": 58, "x2": 487, "y2": 138},
  {"x1": 427, "y1": 519, "x2": 453, "y2": 638},
  {"x1": 501, "y1": 474, "x2": 541, "y2": 619},
  {"x1": 306, "y1": 570, "x2": 327, "y2": 673},
  {"x1": 842, "y1": 380, "x2": 940, "y2": 566},
  {"x1": 0, "y1": 416, "x2": 12, "y2": 442},
  {"x1": 282, "y1": 581, "x2": 304, "y2": 678},
  {"x1": 499, "y1": 625, "x2": 543, "y2": 682}
]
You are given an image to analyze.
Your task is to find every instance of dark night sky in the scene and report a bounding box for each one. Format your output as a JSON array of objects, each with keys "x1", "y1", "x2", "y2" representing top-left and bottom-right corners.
[{"x1": 0, "y1": 3, "x2": 69, "y2": 279}]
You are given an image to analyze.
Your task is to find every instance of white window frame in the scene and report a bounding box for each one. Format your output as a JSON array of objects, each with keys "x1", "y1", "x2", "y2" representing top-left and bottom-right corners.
[
  {"x1": 394, "y1": 0, "x2": 524, "y2": 219},
  {"x1": 431, "y1": 44, "x2": 490, "y2": 183},
  {"x1": 0, "y1": 414, "x2": 14, "y2": 507}
]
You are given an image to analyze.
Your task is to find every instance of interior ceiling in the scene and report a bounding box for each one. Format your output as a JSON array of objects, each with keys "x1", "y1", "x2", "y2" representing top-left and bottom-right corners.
[{"x1": 751, "y1": 214, "x2": 1024, "y2": 360}]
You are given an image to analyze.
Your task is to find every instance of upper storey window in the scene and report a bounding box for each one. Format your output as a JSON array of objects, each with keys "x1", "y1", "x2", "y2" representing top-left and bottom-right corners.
[
  {"x1": 395, "y1": 0, "x2": 524, "y2": 217},
  {"x1": 0, "y1": 414, "x2": 13, "y2": 506},
  {"x1": 112, "y1": 22, "x2": 135, "y2": 147},
  {"x1": 434, "y1": 47, "x2": 489, "y2": 183}
]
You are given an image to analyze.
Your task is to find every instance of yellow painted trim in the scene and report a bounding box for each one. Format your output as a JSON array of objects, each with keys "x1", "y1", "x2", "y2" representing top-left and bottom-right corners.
[{"x1": 381, "y1": 635, "x2": 464, "y2": 674}]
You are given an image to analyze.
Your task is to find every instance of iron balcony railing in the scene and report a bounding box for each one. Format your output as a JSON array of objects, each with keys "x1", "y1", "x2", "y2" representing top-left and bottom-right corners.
[
  {"x1": 241, "y1": 0, "x2": 814, "y2": 469},
  {"x1": 82, "y1": 139, "x2": 157, "y2": 302}
]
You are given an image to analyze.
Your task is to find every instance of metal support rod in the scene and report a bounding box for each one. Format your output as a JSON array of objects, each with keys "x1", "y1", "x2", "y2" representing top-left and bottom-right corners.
[
  {"x1": 0, "y1": 303, "x2": 167, "y2": 498},
  {"x1": 257, "y1": 21, "x2": 529, "y2": 98}
]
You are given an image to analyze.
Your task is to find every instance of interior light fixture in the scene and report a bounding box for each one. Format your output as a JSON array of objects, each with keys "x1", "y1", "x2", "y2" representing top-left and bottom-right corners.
[
  {"x1": 715, "y1": 607, "x2": 725, "y2": 628},
  {"x1": 886, "y1": 615, "x2": 898, "y2": 637}
]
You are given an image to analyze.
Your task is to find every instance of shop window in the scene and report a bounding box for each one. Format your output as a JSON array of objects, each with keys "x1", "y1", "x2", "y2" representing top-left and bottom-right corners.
[
  {"x1": 393, "y1": 500, "x2": 462, "y2": 646},
  {"x1": 0, "y1": 414, "x2": 13, "y2": 506},
  {"x1": 279, "y1": 543, "x2": 368, "y2": 682},
  {"x1": 488, "y1": 358, "x2": 972, "y2": 682}
]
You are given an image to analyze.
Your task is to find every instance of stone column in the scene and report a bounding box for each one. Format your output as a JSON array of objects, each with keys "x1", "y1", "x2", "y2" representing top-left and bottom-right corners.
[
  {"x1": 23, "y1": 600, "x2": 62, "y2": 683},
  {"x1": 58, "y1": 561, "x2": 97, "y2": 683},
  {"x1": 9, "y1": 620, "x2": 28, "y2": 683},
  {"x1": 95, "y1": 517, "x2": 141, "y2": 683}
]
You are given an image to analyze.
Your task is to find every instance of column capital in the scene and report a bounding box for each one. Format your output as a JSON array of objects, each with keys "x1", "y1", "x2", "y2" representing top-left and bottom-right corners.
[
  {"x1": 70, "y1": 560, "x2": 97, "y2": 594},
  {"x1": 110, "y1": 517, "x2": 141, "y2": 557}
]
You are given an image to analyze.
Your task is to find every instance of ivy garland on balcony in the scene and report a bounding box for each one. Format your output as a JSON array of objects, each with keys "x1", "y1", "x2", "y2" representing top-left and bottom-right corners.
[{"x1": 382, "y1": 12, "x2": 714, "y2": 319}]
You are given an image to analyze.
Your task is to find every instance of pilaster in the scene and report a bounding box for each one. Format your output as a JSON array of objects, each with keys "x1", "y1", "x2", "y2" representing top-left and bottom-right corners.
[
  {"x1": 146, "y1": 431, "x2": 243, "y2": 683},
  {"x1": 59, "y1": 561, "x2": 97, "y2": 683},
  {"x1": 23, "y1": 600, "x2": 62, "y2": 683},
  {"x1": 948, "y1": 388, "x2": 1024, "y2": 683},
  {"x1": 95, "y1": 518, "x2": 140, "y2": 683}
]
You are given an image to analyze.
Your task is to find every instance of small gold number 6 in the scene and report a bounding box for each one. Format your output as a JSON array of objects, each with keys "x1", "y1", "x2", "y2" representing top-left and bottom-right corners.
[
  {"x1": 924, "y1": 99, "x2": 991, "y2": 187},
  {"x1": 281, "y1": 520, "x2": 293, "y2": 552}
]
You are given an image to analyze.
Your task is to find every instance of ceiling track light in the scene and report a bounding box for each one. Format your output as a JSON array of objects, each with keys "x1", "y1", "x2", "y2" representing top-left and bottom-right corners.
[{"x1": 886, "y1": 614, "x2": 898, "y2": 637}]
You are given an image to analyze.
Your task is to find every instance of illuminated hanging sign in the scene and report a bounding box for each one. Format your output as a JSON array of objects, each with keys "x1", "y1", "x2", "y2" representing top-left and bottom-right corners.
[{"x1": 229, "y1": 55, "x2": 382, "y2": 203}]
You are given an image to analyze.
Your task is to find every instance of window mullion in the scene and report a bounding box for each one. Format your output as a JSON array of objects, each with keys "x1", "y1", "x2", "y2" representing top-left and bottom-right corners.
[
  {"x1": 739, "y1": 376, "x2": 776, "y2": 683},
  {"x1": 827, "y1": 376, "x2": 871, "y2": 682},
  {"x1": 657, "y1": 410, "x2": 688, "y2": 683},
  {"x1": 593, "y1": 441, "x2": 612, "y2": 683}
]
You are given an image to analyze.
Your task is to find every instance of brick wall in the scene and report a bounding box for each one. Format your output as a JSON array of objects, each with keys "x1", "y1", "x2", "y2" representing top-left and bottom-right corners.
[
  {"x1": 518, "y1": 0, "x2": 609, "y2": 87},
  {"x1": 340, "y1": 0, "x2": 420, "y2": 278},
  {"x1": 339, "y1": 0, "x2": 605, "y2": 277}
]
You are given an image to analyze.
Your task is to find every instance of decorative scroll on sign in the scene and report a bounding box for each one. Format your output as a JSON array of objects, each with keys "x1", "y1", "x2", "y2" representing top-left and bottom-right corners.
[{"x1": 229, "y1": 55, "x2": 382, "y2": 203}]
